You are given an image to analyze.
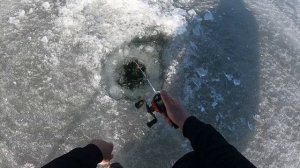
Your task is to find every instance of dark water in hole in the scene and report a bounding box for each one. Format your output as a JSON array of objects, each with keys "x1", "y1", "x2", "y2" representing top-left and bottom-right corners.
[{"x1": 116, "y1": 59, "x2": 146, "y2": 90}]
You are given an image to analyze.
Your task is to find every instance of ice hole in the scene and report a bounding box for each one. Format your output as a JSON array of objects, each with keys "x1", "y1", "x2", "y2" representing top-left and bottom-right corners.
[{"x1": 116, "y1": 59, "x2": 147, "y2": 90}]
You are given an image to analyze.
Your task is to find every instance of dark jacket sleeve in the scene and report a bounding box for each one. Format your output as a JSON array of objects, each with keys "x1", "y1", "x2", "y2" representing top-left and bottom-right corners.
[
  {"x1": 42, "y1": 144, "x2": 103, "y2": 168},
  {"x1": 182, "y1": 116, "x2": 256, "y2": 168}
]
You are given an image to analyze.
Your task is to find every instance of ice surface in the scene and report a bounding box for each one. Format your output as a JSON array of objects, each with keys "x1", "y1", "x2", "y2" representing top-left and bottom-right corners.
[{"x1": 0, "y1": 0, "x2": 299, "y2": 168}]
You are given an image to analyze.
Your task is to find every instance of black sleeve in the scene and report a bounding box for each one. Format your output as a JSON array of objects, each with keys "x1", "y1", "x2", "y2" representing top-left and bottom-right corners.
[
  {"x1": 183, "y1": 116, "x2": 256, "y2": 168},
  {"x1": 42, "y1": 144, "x2": 103, "y2": 168}
]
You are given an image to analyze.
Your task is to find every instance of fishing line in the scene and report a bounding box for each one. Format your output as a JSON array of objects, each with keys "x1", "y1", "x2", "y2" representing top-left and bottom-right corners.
[{"x1": 134, "y1": 60, "x2": 158, "y2": 94}]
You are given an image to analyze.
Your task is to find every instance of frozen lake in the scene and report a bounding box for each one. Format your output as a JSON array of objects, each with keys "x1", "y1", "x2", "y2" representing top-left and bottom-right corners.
[{"x1": 0, "y1": 0, "x2": 299, "y2": 167}]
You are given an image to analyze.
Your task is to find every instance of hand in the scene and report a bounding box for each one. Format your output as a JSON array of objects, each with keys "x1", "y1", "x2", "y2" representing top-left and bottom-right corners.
[
  {"x1": 90, "y1": 139, "x2": 113, "y2": 164},
  {"x1": 160, "y1": 90, "x2": 191, "y2": 129}
]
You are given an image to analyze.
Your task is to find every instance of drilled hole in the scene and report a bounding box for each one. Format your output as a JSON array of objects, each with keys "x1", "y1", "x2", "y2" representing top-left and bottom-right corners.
[{"x1": 116, "y1": 59, "x2": 146, "y2": 90}]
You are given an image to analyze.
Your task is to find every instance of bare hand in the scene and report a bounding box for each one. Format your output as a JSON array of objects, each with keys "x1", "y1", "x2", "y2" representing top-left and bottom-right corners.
[
  {"x1": 160, "y1": 90, "x2": 191, "y2": 129},
  {"x1": 90, "y1": 139, "x2": 113, "y2": 164}
]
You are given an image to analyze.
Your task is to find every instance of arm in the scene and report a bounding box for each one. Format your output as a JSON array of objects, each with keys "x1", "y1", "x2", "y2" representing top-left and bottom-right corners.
[
  {"x1": 42, "y1": 139, "x2": 113, "y2": 168},
  {"x1": 160, "y1": 90, "x2": 256, "y2": 168},
  {"x1": 183, "y1": 116, "x2": 256, "y2": 167},
  {"x1": 42, "y1": 144, "x2": 102, "y2": 168}
]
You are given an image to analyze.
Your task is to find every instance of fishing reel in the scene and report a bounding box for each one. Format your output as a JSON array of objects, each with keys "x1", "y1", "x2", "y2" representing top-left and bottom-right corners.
[{"x1": 135, "y1": 93, "x2": 178, "y2": 128}]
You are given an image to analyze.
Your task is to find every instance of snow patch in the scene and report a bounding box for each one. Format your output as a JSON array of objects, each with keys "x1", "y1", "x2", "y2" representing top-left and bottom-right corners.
[
  {"x1": 203, "y1": 10, "x2": 214, "y2": 21},
  {"x1": 28, "y1": 8, "x2": 34, "y2": 14},
  {"x1": 165, "y1": 60, "x2": 179, "y2": 84},
  {"x1": 225, "y1": 73, "x2": 233, "y2": 81},
  {"x1": 188, "y1": 9, "x2": 197, "y2": 17},
  {"x1": 199, "y1": 105, "x2": 205, "y2": 112},
  {"x1": 196, "y1": 68, "x2": 208, "y2": 78},
  {"x1": 211, "y1": 89, "x2": 224, "y2": 108},
  {"x1": 145, "y1": 46, "x2": 154, "y2": 53},
  {"x1": 233, "y1": 79, "x2": 241, "y2": 86},
  {"x1": 8, "y1": 17, "x2": 20, "y2": 26},
  {"x1": 18, "y1": 10, "x2": 26, "y2": 18},
  {"x1": 41, "y1": 36, "x2": 48, "y2": 43},
  {"x1": 42, "y1": 2, "x2": 50, "y2": 10},
  {"x1": 22, "y1": 163, "x2": 35, "y2": 168},
  {"x1": 225, "y1": 73, "x2": 241, "y2": 86}
]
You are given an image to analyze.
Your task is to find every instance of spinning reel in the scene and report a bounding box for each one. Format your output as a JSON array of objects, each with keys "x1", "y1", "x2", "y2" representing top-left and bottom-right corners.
[
  {"x1": 135, "y1": 93, "x2": 178, "y2": 128},
  {"x1": 132, "y1": 61, "x2": 178, "y2": 128}
]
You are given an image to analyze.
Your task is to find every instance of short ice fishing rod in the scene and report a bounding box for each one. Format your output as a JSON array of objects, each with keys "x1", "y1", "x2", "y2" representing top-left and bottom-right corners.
[{"x1": 134, "y1": 61, "x2": 178, "y2": 128}]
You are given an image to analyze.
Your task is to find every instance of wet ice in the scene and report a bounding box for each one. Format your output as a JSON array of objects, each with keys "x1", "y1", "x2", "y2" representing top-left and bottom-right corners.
[{"x1": 0, "y1": 0, "x2": 299, "y2": 168}]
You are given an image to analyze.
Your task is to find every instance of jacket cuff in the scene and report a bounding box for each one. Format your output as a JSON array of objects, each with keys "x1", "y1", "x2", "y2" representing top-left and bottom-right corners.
[
  {"x1": 183, "y1": 116, "x2": 206, "y2": 139},
  {"x1": 83, "y1": 144, "x2": 103, "y2": 163}
]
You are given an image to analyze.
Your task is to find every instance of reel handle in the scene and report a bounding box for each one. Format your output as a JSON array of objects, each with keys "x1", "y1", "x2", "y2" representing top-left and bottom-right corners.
[{"x1": 147, "y1": 119, "x2": 157, "y2": 128}]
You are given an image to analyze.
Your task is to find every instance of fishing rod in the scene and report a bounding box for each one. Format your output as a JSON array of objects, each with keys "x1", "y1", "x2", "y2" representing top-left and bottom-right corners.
[{"x1": 134, "y1": 61, "x2": 178, "y2": 128}]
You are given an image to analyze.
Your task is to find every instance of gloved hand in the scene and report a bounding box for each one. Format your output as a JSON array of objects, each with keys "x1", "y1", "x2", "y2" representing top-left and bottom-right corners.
[
  {"x1": 160, "y1": 90, "x2": 191, "y2": 129},
  {"x1": 90, "y1": 139, "x2": 114, "y2": 164}
]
